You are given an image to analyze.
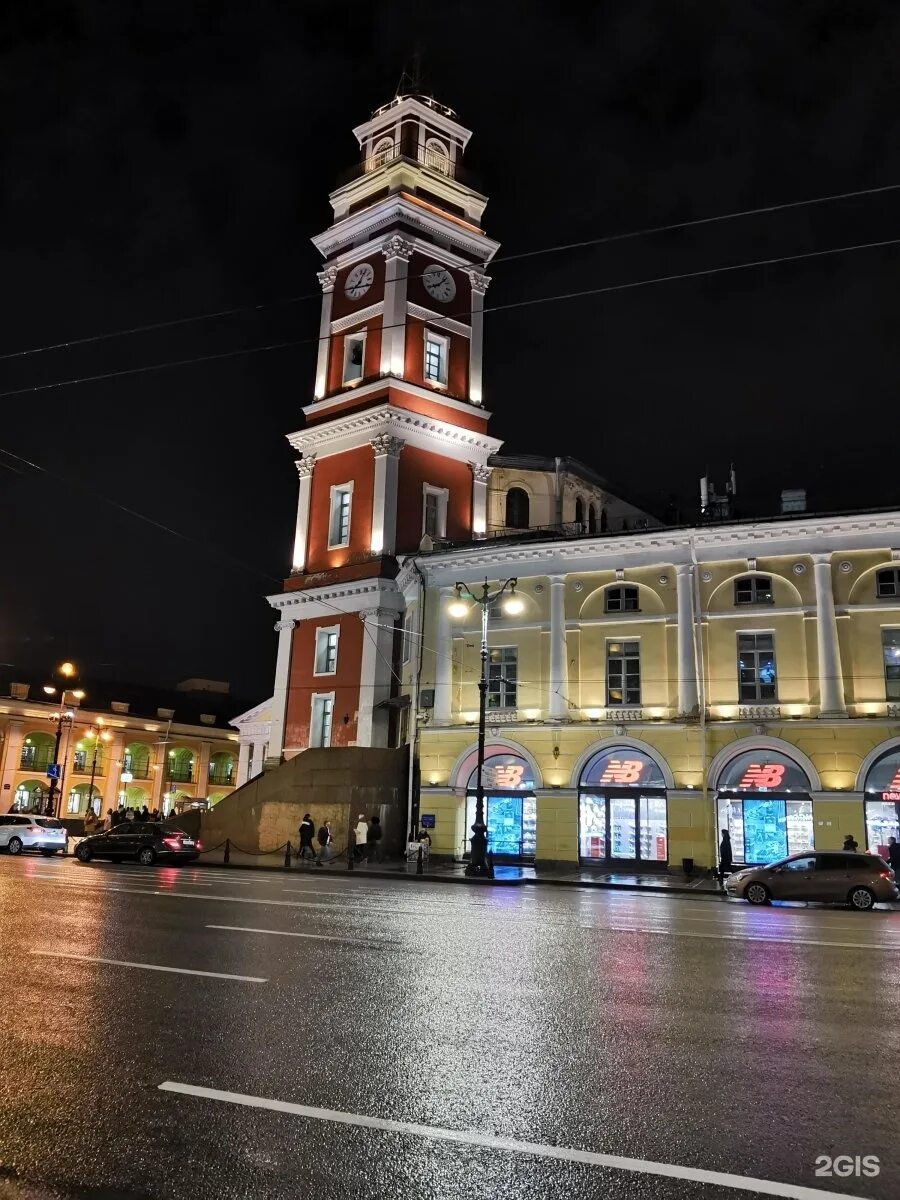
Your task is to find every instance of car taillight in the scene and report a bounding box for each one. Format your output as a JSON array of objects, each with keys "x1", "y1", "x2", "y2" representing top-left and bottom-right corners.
[
  {"x1": 163, "y1": 837, "x2": 181, "y2": 849},
  {"x1": 195, "y1": 840, "x2": 202, "y2": 850},
  {"x1": 880, "y1": 871, "x2": 893, "y2": 881}
]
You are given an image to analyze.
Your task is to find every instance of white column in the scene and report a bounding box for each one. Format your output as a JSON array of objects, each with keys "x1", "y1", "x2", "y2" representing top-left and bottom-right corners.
[
  {"x1": 268, "y1": 617, "x2": 296, "y2": 761},
  {"x1": 314, "y1": 267, "x2": 337, "y2": 399},
  {"x1": 102, "y1": 732, "x2": 125, "y2": 811},
  {"x1": 250, "y1": 741, "x2": 264, "y2": 779},
  {"x1": 197, "y1": 740, "x2": 212, "y2": 796},
  {"x1": 380, "y1": 236, "x2": 413, "y2": 376},
  {"x1": 813, "y1": 554, "x2": 847, "y2": 716},
  {"x1": 433, "y1": 587, "x2": 453, "y2": 723},
  {"x1": 369, "y1": 436, "x2": 404, "y2": 555},
  {"x1": 676, "y1": 564, "x2": 699, "y2": 716},
  {"x1": 236, "y1": 740, "x2": 251, "y2": 787},
  {"x1": 0, "y1": 719, "x2": 23, "y2": 803},
  {"x1": 548, "y1": 575, "x2": 569, "y2": 720},
  {"x1": 470, "y1": 463, "x2": 491, "y2": 537},
  {"x1": 465, "y1": 271, "x2": 490, "y2": 406},
  {"x1": 292, "y1": 455, "x2": 316, "y2": 572},
  {"x1": 356, "y1": 607, "x2": 397, "y2": 747}
]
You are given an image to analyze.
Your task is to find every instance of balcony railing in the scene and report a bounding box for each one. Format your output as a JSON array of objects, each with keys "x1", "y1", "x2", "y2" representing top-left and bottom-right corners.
[
  {"x1": 738, "y1": 705, "x2": 781, "y2": 720},
  {"x1": 335, "y1": 146, "x2": 482, "y2": 192},
  {"x1": 166, "y1": 766, "x2": 194, "y2": 783},
  {"x1": 19, "y1": 751, "x2": 53, "y2": 771},
  {"x1": 72, "y1": 760, "x2": 105, "y2": 777},
  {"x1": 122, "y1": 765, "x2": 151, "y2": 780},
  {"x1": 207, "y1": 767, "x2": 235, "y2": 786}
]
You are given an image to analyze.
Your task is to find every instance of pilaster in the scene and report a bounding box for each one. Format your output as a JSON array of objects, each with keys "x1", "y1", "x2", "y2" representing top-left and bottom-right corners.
[
  {"x1": 465, "y1": 270, "x2": 490, "y2": 406},
  {"x1": 269, "y1": 618, "x2": 297, "y2": 762},
  {"x1": 813, "y1": 553, "x2": 847, "y2": 717},
  {"x1": 380, "y1": 236, "x2": 413, "y2": 377},
  {"x1": 356, "y1": 607, "x2": 397, "y2": 746},
  {"x1": 433, "y1": 587, "x2": 454, "y2": 723},
  {"x1": 292, "y1": 456, "x2": 316, "y2": 572},
  {"x1": 470, "y1": 462, "x2": 491, "y2": 537},
  {"x1": 369, "y1": 435, "x2": 404, "y2": 555},
  {"x1": 675, "y1": 564, "x2": 699, "y2": 716},
  {"x1": 548, "y1": 575, "x2": 569, "y2": 720},
  {"x1": 314, "y1": 266, "x2": 337, "y2": 400}
]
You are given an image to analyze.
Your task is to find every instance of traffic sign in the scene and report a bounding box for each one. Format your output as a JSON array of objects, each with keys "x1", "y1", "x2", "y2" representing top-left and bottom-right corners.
[{"x1": 46, "y1": 763, "x2": 60, "y2": 780}]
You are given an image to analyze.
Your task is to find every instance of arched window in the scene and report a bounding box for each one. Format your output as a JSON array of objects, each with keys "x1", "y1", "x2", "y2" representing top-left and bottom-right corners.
[
  {"x1": 370, "y1": 137, "x2": 395, "y2": 170},
  {"x1": 863, "y1": 746, "x2": 900, "y2": 852},
  {"x1": 505, "y1": 487, "x2": 529, "y2": 529},
  {"x1": 716, "y1": 748, "x2": 813, "y2": 863},
  {"x1": 423, "y1": 137, "x2": 450, "y2": 175},
  {"x1": 464, "y1": 753, "x2": 536, "y2": 860},
  {"x1": 876, "y1": 567, "x2": 900, "y2": 598},
  {"x1": 578, "y1": 746, "x2": 669, "y2": 865},
  {"x1": 574, "y1": 498, "x2": 584, "y2": 528},
  {"x1": 588, "y1": 503, "x2": 598, "y2": 534},
  {"x1": 734, "y1": 575, "x2": 773, "y2": 605}
]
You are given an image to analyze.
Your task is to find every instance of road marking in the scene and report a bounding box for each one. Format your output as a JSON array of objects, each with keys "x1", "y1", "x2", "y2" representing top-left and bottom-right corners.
[
  {"x1": 157, "y1": 1082, "x2": 866, "y2": 1200},
  {"x1": 31, "y1": 951, "x2": 266, "y2": 982},
  {"x1": 206, "y1": 924, "x2": 385, "y2": 944},
  {"x1": 591, "y1": 925, "x2": 897, "y2": 950}
]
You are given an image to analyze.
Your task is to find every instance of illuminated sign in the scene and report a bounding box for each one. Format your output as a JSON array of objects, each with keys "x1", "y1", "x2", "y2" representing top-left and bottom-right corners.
[
  {"x1": 890, "y1": 769, "x2": 900, "y2": 789},
  {"x1": 487, "y1": 763, "x2": 525, "y2": 789},
  {"x1": 598, "y1": 758, "x2": 646, "y2": 785},
  {"x1": 737, "y1": 763, "x2": 786, "y2": 790},
  {"x1": 882, "y1": 791, "x2": 900, "y2": 802}
]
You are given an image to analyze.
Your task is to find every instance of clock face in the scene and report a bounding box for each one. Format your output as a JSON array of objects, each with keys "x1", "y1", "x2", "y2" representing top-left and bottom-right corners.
[
  {"x1": 423, "y1": 264, "x2": 456, "y2": 303},
  {"x1": 344, "y1": 262, "x2": 374, "y2": 300}
]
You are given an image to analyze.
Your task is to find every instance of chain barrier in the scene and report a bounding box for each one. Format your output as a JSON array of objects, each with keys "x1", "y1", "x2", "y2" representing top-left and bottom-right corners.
[{"x1": 193, "y1": 833, "x2": 420, "y2": 874}]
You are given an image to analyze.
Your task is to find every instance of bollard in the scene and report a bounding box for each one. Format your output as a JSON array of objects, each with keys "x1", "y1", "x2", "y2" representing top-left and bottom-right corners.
[
  {"x1": 223, "y1": 837, "x2": 230, "y2": 865},
  {"x1": 284, "y1": 840, "x2": 292, "y2": 869},
  {"x1": 416, "y1": 844, "x2": 424, "y2": 875},
  {"x1": 348, "y1": 842, "x2": 354, "y2": 871}
]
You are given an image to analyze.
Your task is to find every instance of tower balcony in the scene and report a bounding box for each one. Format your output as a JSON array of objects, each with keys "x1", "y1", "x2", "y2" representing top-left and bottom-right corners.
[{"x1": 335, "y1": 144, "x2": 483, "y2": 194}]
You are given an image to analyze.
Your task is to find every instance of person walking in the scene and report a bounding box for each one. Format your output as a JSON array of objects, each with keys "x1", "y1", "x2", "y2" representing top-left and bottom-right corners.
[
  {"x1": 887, "y1": 835, "x2": 900, "y2": 874},
  {"x1": 354, "y1": 813, "x2": 369, "y2": 863},
  {"x1": 718, "y1": 829, "x2": 733, "y2": 885},
  {"x1": 842, "y1": 833, "x2": 860, "y2": 853},
  {"x1": 298, "y1": 813, "x2": 318, "y2": 865},
  {"x1": 368, "y1": 815, "x2": 384, "y2": 863},
  {"x1": 317, "y1": 820, "x2": 333, "y2": 863}
]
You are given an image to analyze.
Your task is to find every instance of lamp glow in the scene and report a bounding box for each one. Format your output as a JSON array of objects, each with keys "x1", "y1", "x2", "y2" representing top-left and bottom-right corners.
[
  {"x1": 59, "y1": 662, "x2": 76, "y2": 678},
  {"x1": 502, "y1": 592, "x2": 524, "y2": 615},
  {"x1": 448, "y1": 598, "x2": 469, "y2": 619}
]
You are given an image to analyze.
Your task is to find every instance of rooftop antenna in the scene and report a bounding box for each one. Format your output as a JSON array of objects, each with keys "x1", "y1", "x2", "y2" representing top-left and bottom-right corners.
[{"x1": 395, "y1": 45, "x2": 425, "y2": 97}]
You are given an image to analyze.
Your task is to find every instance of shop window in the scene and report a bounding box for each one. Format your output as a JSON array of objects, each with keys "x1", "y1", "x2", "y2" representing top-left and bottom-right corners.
[
  {"x1": 876, "y1": 568, "x2": 900, "y2": 598},
  {"x1": 314, "y1": 629, "x2": 338, "y2": 675},
  {"x1": 605, "y1": 586, "x2": 639, "y2": 612},
  {"x1": 310, "y1": 695, "x2": 334, "y2": 748},
  {"x1": 607, "y1": 640, "x2": 641, "y2": 705},
  {"x1": 882, "y1": 629, "x2": 900, "y2": 699},
  {"x1": 737, "y1": 632, "x2": 777, "y2": 701},
  {"x1": 487, "y1": 647, "x2": 517, "y2": 710},
  {"x1": 328, "y1": 484, "x2": 353, "y2": 548},
  {"x1": 505, "y1": 488, "x2": 529, "y2": 529},
  {"x1": 342, "y1": 332, "x2": 366, "y2": 384},
  {"x1": 423, "y1": 330, "x2": 448, "y2": 385},
  {"x1": 734, "y1": 576, "x2": 773, "y2": 605}
]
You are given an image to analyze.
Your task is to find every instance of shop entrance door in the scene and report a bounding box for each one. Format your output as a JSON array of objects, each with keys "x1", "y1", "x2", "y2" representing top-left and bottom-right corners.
[{"x1": 580, "y1": 789, "x2": 668, "y2": 867}]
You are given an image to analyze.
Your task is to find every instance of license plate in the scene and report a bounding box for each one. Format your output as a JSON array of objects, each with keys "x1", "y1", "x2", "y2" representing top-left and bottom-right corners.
[{"x1": 181, "y1": 839, "x2": 194, "y2": 846}]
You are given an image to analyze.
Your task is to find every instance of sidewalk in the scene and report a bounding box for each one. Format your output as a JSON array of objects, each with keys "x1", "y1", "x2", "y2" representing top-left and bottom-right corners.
[{"x1": 195, "y1": 844, "x2": 725, "y2": 896}]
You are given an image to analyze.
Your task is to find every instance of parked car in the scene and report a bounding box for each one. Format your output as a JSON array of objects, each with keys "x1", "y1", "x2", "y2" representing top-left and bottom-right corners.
[
  {"x1": 75, "y1": 822, "x2": 199, "y2": 866},
  {"x1": 725, "y1": 851, "x2": 898, "y2": 910},
  {"x1": 0, "y1": 814, "x2": 67, "y2": 856}
]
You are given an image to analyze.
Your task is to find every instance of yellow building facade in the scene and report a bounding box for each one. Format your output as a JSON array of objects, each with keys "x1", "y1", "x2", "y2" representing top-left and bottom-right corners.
[{"x1": 401, "y1": 509, "x2": 900, "y2": 870}]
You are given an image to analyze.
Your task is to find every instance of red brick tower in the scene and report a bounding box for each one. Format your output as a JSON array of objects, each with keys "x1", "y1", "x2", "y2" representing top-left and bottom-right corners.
[{"x1": 268, "y1": 94, "x2": 501, "y2": 760}]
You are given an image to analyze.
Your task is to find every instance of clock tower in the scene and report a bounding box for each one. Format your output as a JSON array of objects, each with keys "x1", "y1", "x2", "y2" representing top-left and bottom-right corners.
[{"x1": 268, "y1": 93, "x2": 502, "y2": 760}]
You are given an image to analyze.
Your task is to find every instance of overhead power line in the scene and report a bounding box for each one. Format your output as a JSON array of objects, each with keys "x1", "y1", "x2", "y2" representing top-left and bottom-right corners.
[
  {"x1": 0, "y1": 233, "x2": 898, "y2": 402},
  {"x1": 2, "y1": 180, "x2": 898, "y2": 364}
]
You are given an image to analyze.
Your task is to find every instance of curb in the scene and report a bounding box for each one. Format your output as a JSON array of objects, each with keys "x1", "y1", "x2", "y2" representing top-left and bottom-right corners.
[{"x1": 192, "y1": 857, "x2": 726, "y2": 897}]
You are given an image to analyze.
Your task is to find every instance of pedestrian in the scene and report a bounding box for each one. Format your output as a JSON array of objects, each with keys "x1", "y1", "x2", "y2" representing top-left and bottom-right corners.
[
  {"x1": 105, "y1": 808, "x2": 114, "y2": 830},
  {"x1": 369, "y1": 814, "x2": 383, "y2": 862},
  {"x1": 140, "y1": 805, "x2": 150, "y2": 822},
  {"x1": 842, "y1": 833, "x2": 859, "y2": 853},
  {"x1": 419, "y1": 829, "x2": 432, "y2": 863},
  {"x1": 150, "y1": 808, "x2": 160, "y2": 822},
  {"x1": 718, "y1": 828, "x2": 733, "y2": 884},
  {"x1": 887, "y1": 836, "x2": 900, "y2": 874},
  {"x1": 111, "y1": 808, "x2": 124, "y2": 827},
  {"x1": 298, "y1": 813, "x2": 318, "y2": 865},
  {"x1": 317, "y1": 820, "x2": 333, "y2": 863},
  {"x1": 354, "y1": 813, "x2": 369, "y2": 862}
]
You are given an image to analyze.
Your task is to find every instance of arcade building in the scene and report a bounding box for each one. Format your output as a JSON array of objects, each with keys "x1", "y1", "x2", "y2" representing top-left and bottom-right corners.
[{"x1": 263, "y1": 92, "x2": 900, "y2": 871}]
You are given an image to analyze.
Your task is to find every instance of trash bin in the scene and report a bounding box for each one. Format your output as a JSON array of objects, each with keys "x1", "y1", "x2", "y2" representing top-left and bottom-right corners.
[{"x1": 682, "y1": 856, "x2": 694, "y2": 876}]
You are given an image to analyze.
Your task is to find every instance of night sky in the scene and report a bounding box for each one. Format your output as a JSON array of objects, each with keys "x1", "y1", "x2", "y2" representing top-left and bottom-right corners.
[{"x1": 2, "y1": 1, "x2": 899, "y2": 703}]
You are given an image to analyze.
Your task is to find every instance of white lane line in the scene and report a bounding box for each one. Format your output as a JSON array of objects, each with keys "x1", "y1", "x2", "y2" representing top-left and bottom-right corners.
[
  {"x1": 157, "y1": 1081, "x2": 864, "y2": 1200},
  {"x1": 30, "y1": 951, "x2": 266, "y2": 982},
  {"x1": 590, "y1": 925, "x2": 896, "y2": 950},
  {"x1": 207, "y1": 925, "x2": 386, "y2": 945}
]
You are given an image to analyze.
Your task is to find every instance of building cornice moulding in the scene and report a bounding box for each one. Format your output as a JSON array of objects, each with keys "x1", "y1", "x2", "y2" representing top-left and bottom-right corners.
[
  {"x1": 302, "y1": 378, "x2": 493, "y2": 422},
  {"x1": 268, "y1": 578, "x2": 405, "y2": 621},
  {"x1": 406, "y1": 302, "x2": 471, "y2": 338},
  {"x1": 330, "y1": 302, "x2": 384, "y2": 334},
  {"x1": 312, "y1": 197, "x2": 500, "y2": 264}
]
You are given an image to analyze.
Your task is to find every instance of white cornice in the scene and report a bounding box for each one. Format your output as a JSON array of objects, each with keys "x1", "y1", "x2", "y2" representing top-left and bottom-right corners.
[
  {"x1": 413, "y1": 512, "x2": 900, "y2": 584},
  {"x1": 331, "y1": 301, "x2": 383, "y2": 334},
  {"x1": 302, "y1": 378, "x2": 493, "y2": 422},
  {"x1": 268, "y1": 579, "x2": 405, "y2": 622},
  {"x1": 353, "y1": 97, "x2": 473, "y2": 148},
  {"x1": 312, "y1": 196, "x2": 500, "y2": 265},
  {"x1": 287, "y1": 400, "x2": 503, "y2": 464},
  {"x1": 407, "y1": 302, "x2": 470, "y2": 338}
]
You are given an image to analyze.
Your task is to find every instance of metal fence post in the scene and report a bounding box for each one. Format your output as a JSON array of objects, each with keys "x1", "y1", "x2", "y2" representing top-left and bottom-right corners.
[
  {"x1": 223, "y1": 837, "x2": 230, "y2": 865},
  {"x1": 284, "y1": 840, "x2": 292, "y2": 869},
  {"x1": 416, "y1": 844, "x2": 424, "y2": 875}
]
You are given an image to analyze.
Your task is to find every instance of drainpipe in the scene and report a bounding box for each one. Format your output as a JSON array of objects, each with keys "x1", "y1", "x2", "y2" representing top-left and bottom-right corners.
[
  {"x1": 405, "y1": 558, "x2": 427, "y2": 842},
  {"x1": 554, "y1": 457, "x2": 563, "y2": 528},
  {"x1": 688, "y1": 536, "x2": 711, "y2": 868}
]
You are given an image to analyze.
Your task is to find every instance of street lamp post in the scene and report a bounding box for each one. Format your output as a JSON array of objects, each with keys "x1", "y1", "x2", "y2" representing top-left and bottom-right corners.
[
  {"x1": 448, "y1": 578, "x2": 524, "y2": 878},
  {"x1": 83, "y1": 722, "x2": 111, "y2": 820},
  {"x1": 42, "y1": 662, "x2": 84, "y2": 818}
]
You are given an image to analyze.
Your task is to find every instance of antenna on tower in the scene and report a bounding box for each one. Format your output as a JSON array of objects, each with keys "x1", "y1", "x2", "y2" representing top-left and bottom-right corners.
[{"x1": 395, "y1": 45, "x2": 426, "y2": 97}]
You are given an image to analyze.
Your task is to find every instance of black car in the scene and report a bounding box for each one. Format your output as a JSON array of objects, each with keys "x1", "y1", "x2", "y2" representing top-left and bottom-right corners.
[{"x1": 75, "y1": 822, "x2": 199, "y2": 866}]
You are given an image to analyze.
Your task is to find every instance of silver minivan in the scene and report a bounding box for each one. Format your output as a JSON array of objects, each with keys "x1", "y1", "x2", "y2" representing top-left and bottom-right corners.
[{"x1": 726, "y1": 851, "x2": 898, "y2": 910}]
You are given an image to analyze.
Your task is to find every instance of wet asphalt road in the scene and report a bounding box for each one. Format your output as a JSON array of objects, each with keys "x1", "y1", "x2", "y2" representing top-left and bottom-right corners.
[{"x1": 0, "y1": 855, "x2": 897, "y2": 1200}]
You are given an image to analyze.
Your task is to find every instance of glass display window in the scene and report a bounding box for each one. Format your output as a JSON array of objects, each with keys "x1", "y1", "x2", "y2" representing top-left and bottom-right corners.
[{"x1": 865, "y1": 801, "x2": 900, "y2": 856}]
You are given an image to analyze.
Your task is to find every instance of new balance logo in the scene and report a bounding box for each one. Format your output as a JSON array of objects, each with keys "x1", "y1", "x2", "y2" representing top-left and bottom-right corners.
[
  {"x1": 738, "y1": 763, "x2": 786, "y2": 789},
  {"x1": 598, "y1": 759, "x2": 645, "y2": 785}
]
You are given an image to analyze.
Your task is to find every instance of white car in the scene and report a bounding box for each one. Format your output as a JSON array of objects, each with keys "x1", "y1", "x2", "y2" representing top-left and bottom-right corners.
[{"x1": 0, "y1": 814, "x2": 67, "y2": 856}]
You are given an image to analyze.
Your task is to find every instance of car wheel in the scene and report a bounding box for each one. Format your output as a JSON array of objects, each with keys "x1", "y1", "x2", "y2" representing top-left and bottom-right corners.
[
  {"x1": 41, "y1": 850, "x2": 59, "y2": 857},
  {"x1": 848, "y1": 886, "x2": 875, "y2": 911},
  {"x1": 8, "y1": 837, "x2": 23, "y2": 856},
  {"x1": 745, "y1": 881, "x2": 771, "y2": 905},
  {"x1": 137, "y1": 846, "x2": 156, "y2": 866},
  {"x1": 75, "y1": 843, "x2": 92, "y2": 863}
]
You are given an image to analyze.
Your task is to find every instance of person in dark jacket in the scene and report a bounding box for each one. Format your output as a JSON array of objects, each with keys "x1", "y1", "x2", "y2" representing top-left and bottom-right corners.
[
  {"x1": 368, "y1": 815, "x2": 384, "y2": 863},
  {"x1": 887, "y1": 836, "x2": 900, "y2": 874},
  {"x1": 842, "y1": 833, "x2": 859, "y2": 853},
  {"x1": 317, "y1": 820, "x2": 333, "y2": 862},
  {"x1": 298, "y1": 813, "x2": 319, "y2": 865},
  {"x1": 718, "y1": 829, "x2": 733, "y2": 884}
]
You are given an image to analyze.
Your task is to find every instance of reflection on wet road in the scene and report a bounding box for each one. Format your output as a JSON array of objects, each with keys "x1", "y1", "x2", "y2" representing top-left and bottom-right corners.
[{"x1": 0, "y1": 854, "x2": 896, "y2": 1199}]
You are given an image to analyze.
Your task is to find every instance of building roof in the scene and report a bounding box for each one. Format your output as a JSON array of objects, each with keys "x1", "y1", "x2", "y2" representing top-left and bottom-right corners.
[{"x1": 488, "y1": 454, "x2": 614, "y2": 492}]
